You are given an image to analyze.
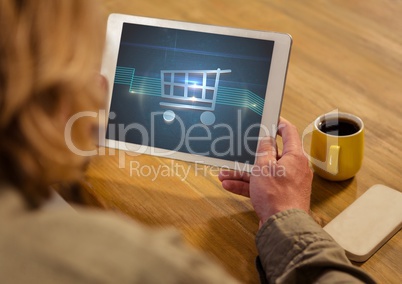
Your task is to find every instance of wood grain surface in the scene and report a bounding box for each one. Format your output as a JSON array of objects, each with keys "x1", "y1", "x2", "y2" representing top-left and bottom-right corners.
[{"x1": 78, "y1": 1, "x2": 402, "y2": 283}]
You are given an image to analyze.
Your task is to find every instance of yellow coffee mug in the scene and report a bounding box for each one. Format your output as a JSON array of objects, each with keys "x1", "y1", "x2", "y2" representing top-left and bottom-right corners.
[{"x1": 310, "y1": 112, "x2": 364, "y2": 181}]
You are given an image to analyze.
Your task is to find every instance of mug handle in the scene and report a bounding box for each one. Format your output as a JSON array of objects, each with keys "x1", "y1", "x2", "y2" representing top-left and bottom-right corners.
[
  {"x1": 302, "y1": 119, "x2": 339, "y2": 175},
  {"x1": 327, "y1": 145, "x2": 340, "y2": 175}
]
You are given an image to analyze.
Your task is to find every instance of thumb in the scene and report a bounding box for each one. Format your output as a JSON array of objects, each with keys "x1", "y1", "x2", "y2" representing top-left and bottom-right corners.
[{"x1": 254, "y1": 136, "x2": 278, "y2": 166}]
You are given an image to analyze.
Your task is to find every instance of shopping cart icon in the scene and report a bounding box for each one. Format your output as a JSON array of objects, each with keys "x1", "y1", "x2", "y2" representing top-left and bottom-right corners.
[{"x1": 160, "y1": 68, "x2": 231, "y2": 125}]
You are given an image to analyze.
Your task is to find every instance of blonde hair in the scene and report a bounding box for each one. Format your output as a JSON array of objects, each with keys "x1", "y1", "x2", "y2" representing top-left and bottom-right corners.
[{"x1": 0, "y1": 0, "x2": 106, "y2": 207}]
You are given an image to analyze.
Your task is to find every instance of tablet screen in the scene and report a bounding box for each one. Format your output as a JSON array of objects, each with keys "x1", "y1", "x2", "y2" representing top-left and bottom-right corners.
[{"x1": 106, "y1": 22, "x2": 275, "y2": 165}]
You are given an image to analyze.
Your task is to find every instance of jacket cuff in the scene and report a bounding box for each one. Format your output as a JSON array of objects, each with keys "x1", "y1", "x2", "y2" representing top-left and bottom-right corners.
[{"x1": 255, "y1": 209, "x2": 337, "y2": 282}]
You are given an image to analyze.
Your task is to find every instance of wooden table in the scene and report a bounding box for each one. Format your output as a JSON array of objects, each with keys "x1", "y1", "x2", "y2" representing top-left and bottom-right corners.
[{"x1": 81, "y1": 1, "x2": 402, "y2": 283}]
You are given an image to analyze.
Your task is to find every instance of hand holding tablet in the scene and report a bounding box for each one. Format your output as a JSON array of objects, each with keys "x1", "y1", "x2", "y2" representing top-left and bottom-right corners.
[
  {"x1": 101, "y1": 14, "x2": 292, "y2": 171},
  {"x1": 219, "y1": 117, "x2": 313, "y2": 225}
]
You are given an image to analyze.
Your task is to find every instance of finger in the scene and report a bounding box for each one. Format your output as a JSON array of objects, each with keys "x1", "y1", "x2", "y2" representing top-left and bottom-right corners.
[
  {"x1": 254, "y1": 136, "x2": 278, "y2": 166},
  {"x1": 98, "y1": 74, "x2": 109, "y2": 93},
  {"x1": 221, "y1": 180, "x2": 250, "y2": 197},
  {"x1": 277, "y1": 117, "x2": 302, "y2": 156},
  {"x1": 218, "y1": 170, "x2": 250, "y2": 182}
]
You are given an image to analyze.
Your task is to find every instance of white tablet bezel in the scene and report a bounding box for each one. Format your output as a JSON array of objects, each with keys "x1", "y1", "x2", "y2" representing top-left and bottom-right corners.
[{"x1": 100, "y1": 14, "x2": 292, "y2": 172}]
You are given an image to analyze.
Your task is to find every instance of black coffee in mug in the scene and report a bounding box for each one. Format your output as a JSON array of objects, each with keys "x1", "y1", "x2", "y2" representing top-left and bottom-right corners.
[{"x1": 318, "y1": 118, "x2": 360, "y2": 136}]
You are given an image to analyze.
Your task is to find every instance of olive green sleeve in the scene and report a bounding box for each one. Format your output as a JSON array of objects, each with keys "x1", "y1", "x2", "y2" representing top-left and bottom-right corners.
[{"x1": 255, "y1": 209, "x2": 376, "y2": 283}]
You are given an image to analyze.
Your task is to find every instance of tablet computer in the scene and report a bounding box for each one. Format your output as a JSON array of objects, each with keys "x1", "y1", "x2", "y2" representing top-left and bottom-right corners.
[{"x1": 100, "y1": 14, "x2": 292, "y2": 171}]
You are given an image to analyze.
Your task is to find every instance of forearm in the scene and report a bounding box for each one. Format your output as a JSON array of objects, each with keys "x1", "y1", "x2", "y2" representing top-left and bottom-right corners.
[{"x1": 255, "y1": 209, "x2": 376, "y2": 283}]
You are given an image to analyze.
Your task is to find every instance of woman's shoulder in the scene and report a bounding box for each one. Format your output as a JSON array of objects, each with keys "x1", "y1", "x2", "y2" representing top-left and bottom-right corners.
[
  {"x1": 0, "y1": 188, "x2": 173, "y2": 282},
  {"x1": 0, "y1": 188, "x2": 237, "y2": 284}
]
